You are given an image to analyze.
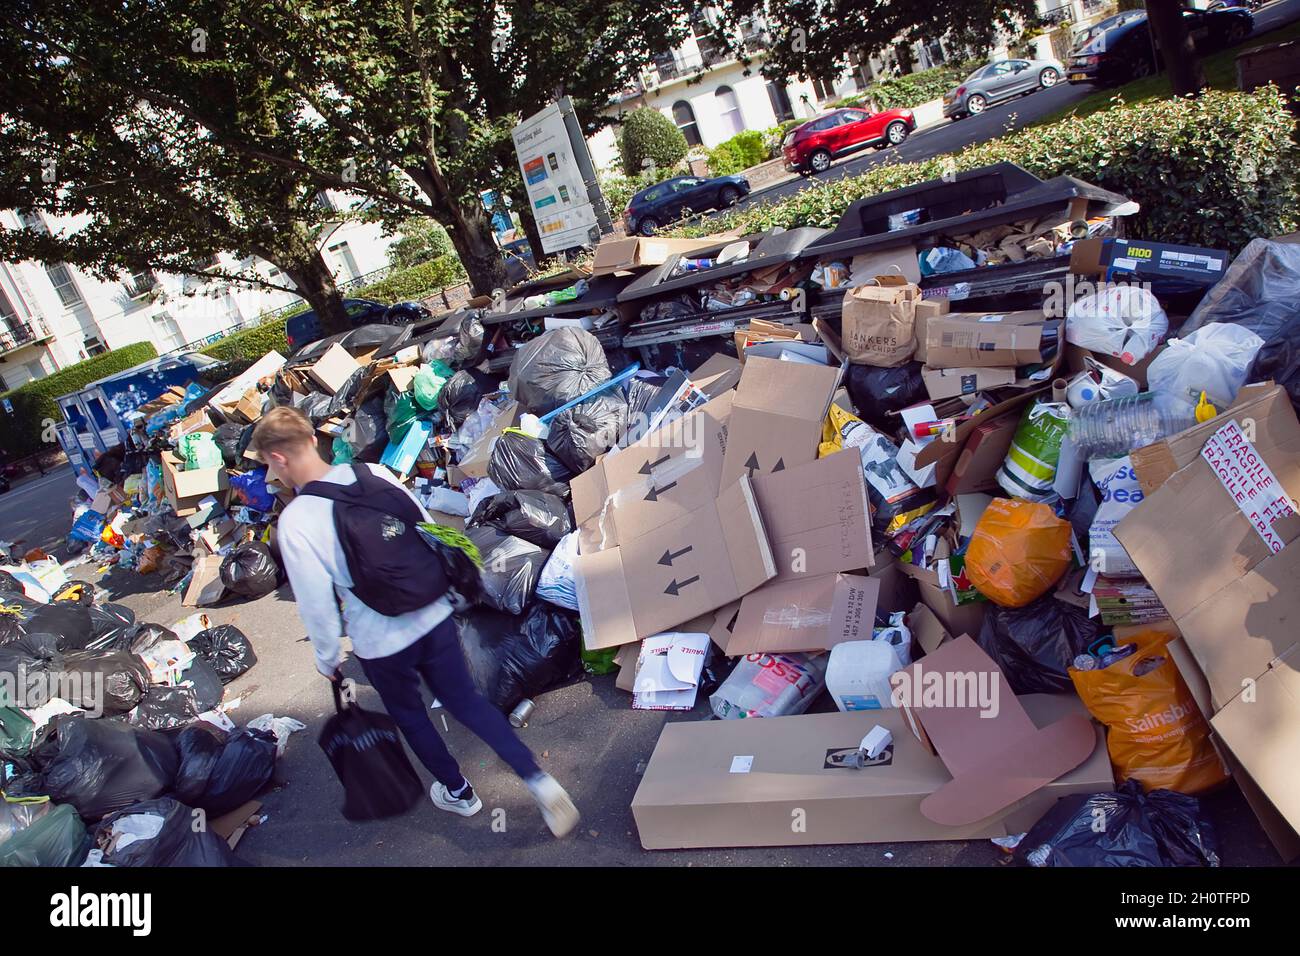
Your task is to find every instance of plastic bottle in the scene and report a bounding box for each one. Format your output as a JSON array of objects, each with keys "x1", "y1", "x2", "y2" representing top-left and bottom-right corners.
[{"x1": 1067, "y1": 391, "x2": 1197, "y2": 460}]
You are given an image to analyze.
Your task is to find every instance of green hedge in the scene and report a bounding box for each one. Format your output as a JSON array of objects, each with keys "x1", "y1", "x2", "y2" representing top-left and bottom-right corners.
[
  {"x1": 669, "y1": 87, "x2": 1299, "y2": 253},
  {"x1": 0, "y1": 341, "x2": 158, "y2": 459},
  {"x1": 354, "y1": 254, "x2": 465, "y2": 303},
  {"x1": 200, "y1": 318, "x2": 290, "y2": 362},
  {"x1": 705, "y1": 130, "x2": 771, "y2": 176},
  {"x1": 840, "y1": 61, "x2": 980, "y2": 111},
  {"x1": 618, "y1": 107, "x2": 690, "y2": 177},
  {"x1": 599, "y1": 166, "x2": 685, "y2": 216}
]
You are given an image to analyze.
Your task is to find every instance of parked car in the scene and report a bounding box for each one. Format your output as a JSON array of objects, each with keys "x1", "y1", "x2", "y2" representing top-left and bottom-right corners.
[
  {"x1": 942, "y1": 56, "x2": 1066, "y2": 120},
  {"x1": 782, "y1": 107, "x2": 916, "y2": 175},
  {"x1": 502, "y1": 237, "x2": 536, "y2": 285},
  {"x1": 623, "y1": 175, "x2": 752, "y2": 236},
  {"x1": 284, "y1": 298, "x2": 391, "y2": 352},
  {"x1": 1066, "y1": 6, "x2": 1253, "y2": 87}
]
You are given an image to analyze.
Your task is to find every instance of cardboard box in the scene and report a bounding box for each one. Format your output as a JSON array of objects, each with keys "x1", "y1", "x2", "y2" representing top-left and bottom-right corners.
[
  {"x1": 866, "y1": 550, "x2": 919, "y2": 615},
  {"x1": 1114, "y1": 387, "x2": 1300, "y2": 856},
  {"x1": 689, "y1": 352, "x2": 743, "y2": 397},
  {"x1": 572, "y1": 392, "x2": 731, "y2": 554},
  {"x1": 183, "y1": 553, "x2": 227, "y2": 607},
  {"x1": 908, "y1": 602, "x2": 951, "y2": 656},
  {"x1": 750, "y1": 451, "x2": 873, "y2": 582},
  {"x1": 921, "y1": 365, "x2": 1018, "y2": 400},
  {"x1": 174, "y1": 406, "x2": 215, "y2": 439},
  {"x1": 912, "y1": 297, "x2": 950, "y2": 364},
  {"x1": 944, "y1": 413, "x2": 1019, "y2": 495},
  {"x1": 211, "y1": 350, "x2": 285, "y2": 407},
  {"x1": 456, "y1": 401, "x2": 521, "y2": 479},
  {"x1": 160, "y1": 451, "x2": 230, "y2": 517},
  {"x1": 591, "y1": 236, "x2": 730, "y2": 276},
  {"x1": 724, "y1": 572, "x2": 879, "y2": 655},
  {"x1": 1063, "y1": 341, "x2": 1165, "y2": 391},
  {"x1": 1068, "y1": 237, "x2": 1229, "y2": 286},
  {"x1": 894, "y1": 635, "x2": 1098, "y2": 826},
  {"x1": 848, "y1": 245, "x2": 922, "y2": 285},
  {"x1": 720, "y1": 356, "x2": 843, "y2": 489},
  {"x1": 630, "y1": 693, "x2": 1111, "y2": 850},
  {"x1": 234, "y1": 388, "x2": 265, "y2": 424},
  {"x1": 574, "y1": 476, "x2": 777, "y2": 649},
  {"x1": 387, "y1": 365, "x2": 420, "y2": 393},
  {"x1": 305, "y1": 342, "x2": 362, "y2": 395},
  {"x1": 924, "y1": 310, "x2": 1046, "y2": 368},
  {"x1": 912, "y1": 388, "x2": 1046, "y2": 491}
]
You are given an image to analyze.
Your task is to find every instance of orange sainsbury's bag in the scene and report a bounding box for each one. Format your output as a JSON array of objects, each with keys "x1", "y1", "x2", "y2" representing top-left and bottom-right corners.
[
  {"x1": 966, "y1": 498, "x2": 1072, "y2": 608},
  {"x1": 1070, "y1": 631, "x2": 1229, "y2": 795}
]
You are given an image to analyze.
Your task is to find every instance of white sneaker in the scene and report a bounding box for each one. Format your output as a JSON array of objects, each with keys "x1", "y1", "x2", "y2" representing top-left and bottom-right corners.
[
  {"x1": 431, "y1": 781, "x2": 482, "y2": 817},
  {"x1": 526, "y1": 773, "x2": 579, "y2": 838}
]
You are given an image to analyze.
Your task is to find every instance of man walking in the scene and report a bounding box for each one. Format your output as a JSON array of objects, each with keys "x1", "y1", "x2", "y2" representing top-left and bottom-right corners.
[{"x1": 251, "y1": 406, "x2": 579, "y2": 837}]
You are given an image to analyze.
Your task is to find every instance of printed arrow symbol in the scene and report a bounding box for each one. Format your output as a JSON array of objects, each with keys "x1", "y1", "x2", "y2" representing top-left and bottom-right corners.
[
  {"x1": 658, "y1": 545, "x2": 693, "y2": 566},
  {"x1": 744, "y1": 452, "x2": 760, "y2": 476},
  {"x1": 639, "y1": 454, "x2": 670, "y2": 475},
  {"x1": 664, "y1": 575, "x2": 700, "y2": 596},
  {"x1": 644, "y1": 480, "x2": 677, "y2": 502},
  {"x1": 773, "y1": 457, "x2": 785, "y2": 472}
]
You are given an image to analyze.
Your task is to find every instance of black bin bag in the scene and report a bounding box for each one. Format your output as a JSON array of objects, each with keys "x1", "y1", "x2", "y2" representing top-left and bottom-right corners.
[
  {"x1": 219, "y1": 542, "x2": 280, "y2": 599},
  {"x1": 847, "y1": 361, "x2": 928, "y2": 432},
  {"x1": 132, "y1": 685, "x2": 201, "y2": 732},
  {"x1": 455, "y1": 603, "x2": 582, "y2": 712},
  {"x1": 1017, "y1": 779, "x2": 1220, "y2": 867},
  {"x1": 41, "y1": 715, "x2": 179, "y2": 820},
  {"x1": 468, "y1": 490, "x2": 572, "y2": 550},
  {"x1": 191, "y1": 625, "x2": 258, "y2": 683},
  {"x1": 173, "y1": 724, "x2": 225, "y2": 807},
  {"x1": 487, "y1": 431, "x2": 572, "y2": 497},
  {"x1": 318, "y1": 681, "x2": 423, "y2": 821},
  {"x1": 465, "y1": 526, "x2": 547, "y2": 615},
  {"x1": 545, "y1": 391, "x2": 628, "y2": 474},
  {"x1": 200, "y1": 727, "x2": 277, "y2": 816},
  {"x1": 59, "y1": 649, "x2": 151, "y2": 715},
  {"x1": 507, "y1": 326, "x2": 611, "y2": 415},
  {"x1": 93, "y1": 798, "x2": 245, "y2": 866},
  {"x1": 977, "y1": 594, "x2": 1100, "y2": 695}
]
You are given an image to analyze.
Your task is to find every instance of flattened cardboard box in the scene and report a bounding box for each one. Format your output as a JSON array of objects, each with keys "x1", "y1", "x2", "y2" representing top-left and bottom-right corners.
[
  {"x1": 719, "y1": 356, "x2": 843, "y2": 489},
  {"x1": 305, "y1": 342, "x2": 362, "y2": 395},
  {"x1": 921, "y1": 365, "x2": 1018, "y2": 401},
  {"x1": 456, "y1": 401, "x2": 521, "y2": 479},
  {"x1": 724, "y1": 572, "x2": 879, "y2": 655},
  {"x1": 1114, "y1": 386, "x2": 1300, "y2": 854},
  {"x1": 572, "y1": 391, "x2": 731, "y2": 554},
  {"x1": 631, "y1": 694, "x2": 1110, "y2": 849},
  {"x1": 574, "y1": 476, "x2": 776, "y2": 650},
  {"x1": 750, "y1": 451, "x2": 873, "y2": 581},
  {"x1": 924, "y1": 310, "x2": 1046, "y2": 368},
  {"x1": 591, "y1": 236, "x2": 731, "y2": 276}
]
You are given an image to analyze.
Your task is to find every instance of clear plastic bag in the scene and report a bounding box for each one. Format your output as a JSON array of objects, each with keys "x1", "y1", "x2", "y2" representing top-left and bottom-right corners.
[{"x1": 710, "y1": 653, "x2": 828, "y2": 719}]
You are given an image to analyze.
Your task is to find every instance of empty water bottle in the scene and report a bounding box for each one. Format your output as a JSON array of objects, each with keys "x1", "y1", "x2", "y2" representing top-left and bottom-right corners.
[{"x1": 1068, "y1": 392, "x2": 1197, "y2": 460}]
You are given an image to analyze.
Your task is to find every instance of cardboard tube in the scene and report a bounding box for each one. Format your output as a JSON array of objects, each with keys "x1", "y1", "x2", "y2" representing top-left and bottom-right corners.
[{"x1": 1052, "y1": 378, "x2": 1068, "y2": 404}]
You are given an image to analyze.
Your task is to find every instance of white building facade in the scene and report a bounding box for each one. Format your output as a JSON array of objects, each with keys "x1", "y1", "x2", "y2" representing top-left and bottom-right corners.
[{"x1": 0, "y1": 194, "x2": 398, "y2": 392}]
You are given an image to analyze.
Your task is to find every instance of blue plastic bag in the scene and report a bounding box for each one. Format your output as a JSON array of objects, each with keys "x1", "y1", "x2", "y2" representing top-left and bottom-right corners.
[
  {"x1": 69, "y1": 510, "x2": 107, "y2": 543},
  {"x1": 230, "y1": 468, "x2": 276, "y2": 512}
]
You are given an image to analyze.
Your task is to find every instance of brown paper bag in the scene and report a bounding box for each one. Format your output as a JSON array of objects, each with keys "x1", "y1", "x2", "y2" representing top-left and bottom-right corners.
[{"x1": 840, "y1": 276, "x2": 920, "y2": 367}]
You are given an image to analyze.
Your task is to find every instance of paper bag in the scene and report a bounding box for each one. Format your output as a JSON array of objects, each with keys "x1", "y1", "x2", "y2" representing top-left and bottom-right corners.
[{"x1": 840, "y1": 276, "x2": 920, "y2": 367}]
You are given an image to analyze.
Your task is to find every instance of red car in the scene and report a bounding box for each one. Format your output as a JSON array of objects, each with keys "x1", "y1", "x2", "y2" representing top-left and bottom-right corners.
[{"x1": 782, "y1": 106, "x2": 916, "y2": 175}]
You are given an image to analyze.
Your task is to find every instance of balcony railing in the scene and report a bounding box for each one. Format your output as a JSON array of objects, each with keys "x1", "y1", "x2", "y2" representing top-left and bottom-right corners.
[
  {"x1": 123, "y1": 271, "x2": 159, "y2": 298},
  {"x1": 0, "y1": 320, "x2": 51, "y2": 355}
]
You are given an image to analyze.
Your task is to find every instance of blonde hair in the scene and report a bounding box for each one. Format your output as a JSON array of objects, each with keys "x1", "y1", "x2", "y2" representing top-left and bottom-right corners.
[{"x1": 250, "y1": 405, "x2": 316, "y2": 457}]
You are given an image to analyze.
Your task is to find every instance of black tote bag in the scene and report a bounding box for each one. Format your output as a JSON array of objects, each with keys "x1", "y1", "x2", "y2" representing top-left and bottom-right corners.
[{"x1": 317, "y1": 681, "x2": 423, "y2": 821}]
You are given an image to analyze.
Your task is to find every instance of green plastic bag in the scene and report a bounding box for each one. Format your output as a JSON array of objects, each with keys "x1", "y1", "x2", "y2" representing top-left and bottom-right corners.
[
  {"x1": 386, "y1": 391, "x2": 423, "y2": 441},
  {"x1": 0, "y1": 803, "x2": 89, "y2": 867},
  {"x1": 996, "y1": 400, "x2": 1070, "y2": 502},
  {"x1": 413, "y1": 361, "x2": 454, "y2": 411},
  {"x1": 0, "y1": 707, "x2": 34, "y2": 757},
  {"x1": 580, "y1": 645, "x2": 619, "y2": 676},
  {"x1": 180, "y1": 432, "x2": 224, "y2": 471},
  {"x1": 332, "y1": 434, "x2": 355, "y2": 465}
]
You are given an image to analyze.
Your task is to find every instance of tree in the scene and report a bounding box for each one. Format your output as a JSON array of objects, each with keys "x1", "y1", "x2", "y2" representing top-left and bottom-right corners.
[
  {"x1": 385, "y1": 218, "x2": 456, "y2": 271},
  {"x1": 618, "y1": 108, "x2": 690, "y2": 177},
  {"x1": 0, "y1": 2, "x2": 354, "y2": 333},
  {"x1": 1144, "y1": 0, "x2": 1205, "y2": 96}
]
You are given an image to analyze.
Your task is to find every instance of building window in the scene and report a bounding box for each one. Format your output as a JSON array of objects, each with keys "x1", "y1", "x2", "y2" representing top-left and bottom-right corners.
[
  {"x1": 313, "y1": 192, "x2": 339, "y2": 216},
  {"x1": 813, "y1": 74, "x2": 839, "y2": 102},
  {"x1": 715, "y1": 86, "x2": 744, "y2": 137},
  {"x1": 152, "y1": 311, "x2": 183, "y2": 351},
  {"x1": 328, "y1": 241, "x2": 361, "y2": 283},
  {"x1": 45, "y1": 264, "x2": 84, "y2": 308},
  {"x1": 84, "y1": 337, "x2": 107, "y2": 356},
  {"x1": 24, "y1": 359, "x2": 47, "y2": 382},
  {"x1": 671, "y1": 101, "x2": 703, "y2": 147},
  {"x1": 0, "y1": 287, "x2": 18, "y2": 324},
  {"x1": 19, "y1": 210, "x2": 47, "y2": 233},
  {"x1": 124, "y1": 269, "x2": 158, "y2": 299},
  {"x1": 766, "y1": 82, "x2": 795, "y2": 121}
]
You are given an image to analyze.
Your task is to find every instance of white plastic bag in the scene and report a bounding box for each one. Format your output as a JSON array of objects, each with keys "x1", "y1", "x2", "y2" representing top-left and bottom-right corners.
[
  {"x1": 1147, "y1": 323, "x2": 1264, "y2": 409},
  {"x1": 1088, "y1": 456, "x2": 1144, "y2": 577},
  {"x1": 1065, "y1": 285, "x2": 1168, "y2": 365},
  {"x1": 709, "y1": 652, "x2": 828, "y2": 719},
  {"x1": 536, "y1": 531, "x2": 579, "y2": 610}
]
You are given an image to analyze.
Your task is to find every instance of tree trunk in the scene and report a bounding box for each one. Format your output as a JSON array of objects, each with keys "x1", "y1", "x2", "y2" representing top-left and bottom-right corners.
[
  {"x1": 283, "y1": 251, "x2": 349, "y2": 337},
  {"x1": 518, "y1": 199, "x2": 545, "y2": 270},
  {"x1": 1146, "y1": 0, "x2": 1205, "y2": 96},
  {"x1": 445, "y1": 206, "x2": 509, "y2": 296}
]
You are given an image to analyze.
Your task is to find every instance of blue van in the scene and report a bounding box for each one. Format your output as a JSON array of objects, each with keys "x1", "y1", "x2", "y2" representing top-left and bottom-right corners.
[{"x1": 284, "y1": 298, "x2": 389, "y2": 353}]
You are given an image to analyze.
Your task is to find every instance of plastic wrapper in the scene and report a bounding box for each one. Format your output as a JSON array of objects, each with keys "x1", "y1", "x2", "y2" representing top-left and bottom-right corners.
[
  {"x1": 191, "y1": 625, "x2": 258, "y2": 683},
  {"x1": 819, "y1": 404, "x2": 934, "y2": 536},
  {"x1": 40, "y1": 716, "x2": 180, "y2": 820},
  {"x1": 455, "y1": 603, "x2": 582, "y2": 712},
  {"x1": 0, "y1": 803, "x2": 89, "y2": 867},
  {"x1": 967, "y1": 498, "x2": 1073, "y2": 608},
  {"x1": 710, "y1": 652, "x2": 829, "y2": 719},
  {"x1": 180, "y1": 431, "x2": 224, "y2": 471},
  {"x1": 508, "y1": 327, "x2": 611, "y2": 415},
  {"x1": 465, "y1": 526, "x2": 547, "y2": 615},
  {"x1": 1149, "y1": 322, "x2": 1264, "y2": 411},
  {"x1": 1182, "y1": 238, "x2": 1300, "y2": 341},
  {"x1": 93, "y1": 798, "x2": 244, "y2": 867},
  {"x1": 546, "y1": 391, "x2": 628, "y2": 473},
  {"x1": 0, "y1": 795, "x2": 50, "y2": 845},
  {"x1": 846, "y1": 361, "x2": 928, "y2": 431},
  {"x1": 1070, "y1": 630, "x2": 1228, "y2": 794},
  {"x1": 1088, "y1": 456, "x2": 1143, "y2": 577},
  {"x1": 319, "y1": 681, "x2": 423, "y2": 821},
  {"x1": 69, "y1": 510, "x2": 107, "y2": 544},
  {"x1": 487, "y1": 431, "x2": 572, "y2": 496},
  {"x1": 412, "y1": 360, "x2": 454, "y2": 411},
  {"x1": 977, "y1": 594, "x2": 1101, "y2": 695},
  {"x1": 230, "y1": 468, "x2": 276, "y2": 513},
  {"x1": 996, "y1": 400, "x2": 1070, "y2": 502},
  {"x1": 1065, "y1": 284, "x2": 1168, "y2": 366},
  {"x1": 219, "y1": 542, "x2": 279, "y2": 598},
  {"x1": 1017, "y1": 779, "x2": 1219, "y2": 867},
  {"x1": 469, "y1": 490, "x2": 572, "y2": 550},
  {"x1": 536, "y1": 530, "x2": 580, "y2": 611}
]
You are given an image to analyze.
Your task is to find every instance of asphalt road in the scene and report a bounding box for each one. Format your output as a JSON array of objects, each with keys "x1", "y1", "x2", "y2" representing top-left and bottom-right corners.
[
  {"x1": 725, "y1": 0, "x2": 1300, "y2": 216},
  {"x1": 0, "y1": 469, "x2": 82, "y2": 559},
  {"x1": 0, "y1": 472, "x2": 1281, "y2": 867}
]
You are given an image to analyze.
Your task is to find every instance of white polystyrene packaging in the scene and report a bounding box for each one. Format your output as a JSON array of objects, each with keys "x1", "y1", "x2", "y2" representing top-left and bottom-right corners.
[
  {"x1": 1146, "y1": 322, "x2": 1265, "y2": 409},
  {"x1": 1065, "y1": 284, "x2": 1169, "y2": 365}
]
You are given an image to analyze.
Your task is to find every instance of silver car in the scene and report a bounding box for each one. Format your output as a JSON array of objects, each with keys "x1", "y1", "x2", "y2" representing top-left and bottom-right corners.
[{"x1": 942, "y1": 56, "x2": 1066, "y2": 120}]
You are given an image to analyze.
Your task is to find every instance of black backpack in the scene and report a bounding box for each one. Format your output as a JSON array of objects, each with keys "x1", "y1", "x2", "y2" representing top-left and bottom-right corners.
[{"x1": 299, "y1": 464, "x2": 449, "y2": 616}]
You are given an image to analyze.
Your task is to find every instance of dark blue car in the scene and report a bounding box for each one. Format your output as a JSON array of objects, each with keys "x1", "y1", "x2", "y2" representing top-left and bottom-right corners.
[
  {"x1": 285, "y1": 298, "x2": 389, "y2": 352},
  {"x1": 623, "y1": 174, "x2": 751, "y2": 237}
]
